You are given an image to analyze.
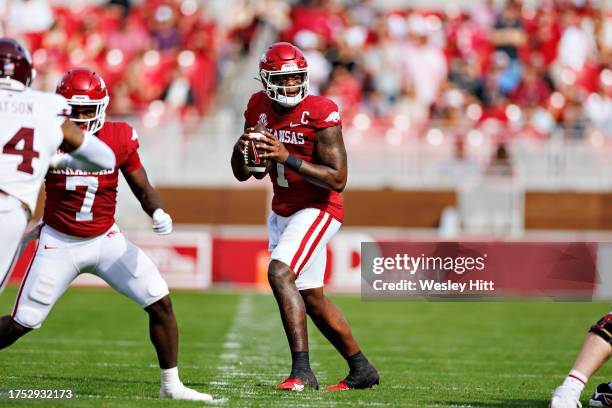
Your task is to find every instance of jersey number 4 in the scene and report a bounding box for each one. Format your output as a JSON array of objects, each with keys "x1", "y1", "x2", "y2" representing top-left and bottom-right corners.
[
  {"x1": 67, "y1": 176, "x2": 98, "y2": 221},
  {"x1": 2, "y1": 128, "x2": 40, "y2": 175}
]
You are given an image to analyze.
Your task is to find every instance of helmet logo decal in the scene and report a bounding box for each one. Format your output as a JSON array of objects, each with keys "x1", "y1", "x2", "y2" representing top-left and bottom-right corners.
[
  {"x1": 324, "y1": 111, "x2": 340, "y2": 123},
  {"x1": 280, "y1": 63, "x2": 298, "y2": 71}
]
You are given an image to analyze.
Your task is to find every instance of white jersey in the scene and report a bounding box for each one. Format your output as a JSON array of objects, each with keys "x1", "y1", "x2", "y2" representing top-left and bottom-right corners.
[{"x1": 0, "y1": 87, "x2": 70, "y2": 213}]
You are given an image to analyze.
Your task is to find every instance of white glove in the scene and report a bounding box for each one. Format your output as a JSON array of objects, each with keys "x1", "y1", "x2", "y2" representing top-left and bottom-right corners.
[
  {"x1": 549, "y1": 385, "x2": 582, "y2": 408},
  {"x1": 152, "y1": 209, "x2": 173, "y2": 235}
]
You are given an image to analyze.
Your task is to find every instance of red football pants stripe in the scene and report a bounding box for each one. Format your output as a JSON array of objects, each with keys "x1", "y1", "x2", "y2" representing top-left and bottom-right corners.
[
  {"x1": 295, "y1": 214, "x2": 332, "y2": 276},
  {"x1": 12, "y1": 240, "x2": 39, "y2": 318},
  {"x1": 290, "y1": 210, "x2": 325, "y2": 272}
]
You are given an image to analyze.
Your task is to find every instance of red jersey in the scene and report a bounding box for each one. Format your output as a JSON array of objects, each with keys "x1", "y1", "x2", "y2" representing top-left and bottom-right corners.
[
  {"x1": 244, "y1": 92, "x2": 344, "y2": 222},
  {"x1": 43, "y1": 122, "x2": 143, "y2": 238}
]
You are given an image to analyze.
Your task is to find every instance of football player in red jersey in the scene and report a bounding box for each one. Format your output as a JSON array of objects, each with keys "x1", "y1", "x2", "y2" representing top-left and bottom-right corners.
[
  {"x1": 0, "y1": 68, "x2": 213, "y2": 402},
  {"x1": 231, "y1": 42, "x2": 379, "y2": 391}
]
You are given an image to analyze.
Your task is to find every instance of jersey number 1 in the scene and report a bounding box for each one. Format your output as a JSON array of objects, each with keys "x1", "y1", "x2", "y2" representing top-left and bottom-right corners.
[
  {"x1": 67, "y1": 176, "x2": 99, "y2": 221},
  {"x1": 277, "y1": 163, "x2": 289, "y2": 188},
  {"x1": 2, "y1": 128, "x2": 39, "y2": 175}
]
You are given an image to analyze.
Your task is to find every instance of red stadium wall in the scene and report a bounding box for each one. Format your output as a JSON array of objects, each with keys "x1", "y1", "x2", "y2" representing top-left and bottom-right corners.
[
  {"x1": 32, "y1": 188, "x2": 612, "y2": 230},
  {"x1": 156, "y1": 188, "x2": 612, "y2": 230}
]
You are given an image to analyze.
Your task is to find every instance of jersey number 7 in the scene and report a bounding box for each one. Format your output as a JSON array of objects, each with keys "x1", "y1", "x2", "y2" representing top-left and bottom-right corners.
[
  {"x1": 66, "y1": 176, "x2": 98, "y2": 221},
  {"x1": 2, "y1": 128, "x2": 39, "y2": 175}
]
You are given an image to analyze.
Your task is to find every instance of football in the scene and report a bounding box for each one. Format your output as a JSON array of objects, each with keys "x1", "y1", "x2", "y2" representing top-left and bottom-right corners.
[{"x1": 244, "y1": 123, "x2": 271, "y2": 174}]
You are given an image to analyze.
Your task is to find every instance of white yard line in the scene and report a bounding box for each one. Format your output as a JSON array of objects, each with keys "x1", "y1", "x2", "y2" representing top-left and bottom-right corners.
[
  {"x1": 209, "y1": 293, "x2": 262, "y2": 404},
  {"x1": 213, "y1": 294, "x2": 256, "y2": 384},
  {"x1": 211, "y1": 293, "x2": 307, "y2": 402}
]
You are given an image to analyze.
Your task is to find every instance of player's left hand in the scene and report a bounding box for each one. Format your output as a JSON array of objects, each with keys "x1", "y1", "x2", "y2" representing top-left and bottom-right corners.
[
  {"x1": 152, "y1": 209, "x2": 173, "y2": 235},
  {"x1": 253, "y1": 130, "x2": 289, "y2": 163}
]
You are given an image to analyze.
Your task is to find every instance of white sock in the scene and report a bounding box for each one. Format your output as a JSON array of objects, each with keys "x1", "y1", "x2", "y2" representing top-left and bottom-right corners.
[
  {"x1": 161, "y1": 367, "x2": 182, "y2": 389},
  {"x1": 562, "y1": 369, "x2": 588, "y2": 394}
]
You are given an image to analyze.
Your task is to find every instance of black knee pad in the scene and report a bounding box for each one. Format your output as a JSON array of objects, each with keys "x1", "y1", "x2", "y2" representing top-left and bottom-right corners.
[{"x1": 590, "y1": 313, "x2": 612, "y2": 343}]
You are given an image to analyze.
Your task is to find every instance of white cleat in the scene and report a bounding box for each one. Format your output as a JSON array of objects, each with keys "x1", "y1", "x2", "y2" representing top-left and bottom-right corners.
[
  {"x1": 550, "y1": 385, "x2": 583, "y2": 408},
  {"x1": 160, "y1": 384, "x2": 213, "y2": 402}
]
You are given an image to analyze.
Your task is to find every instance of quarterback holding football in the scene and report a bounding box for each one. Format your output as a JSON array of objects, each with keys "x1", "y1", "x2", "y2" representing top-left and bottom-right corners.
[{"x1": 231, "y1": 42, "x2": 379, "y2": 391}]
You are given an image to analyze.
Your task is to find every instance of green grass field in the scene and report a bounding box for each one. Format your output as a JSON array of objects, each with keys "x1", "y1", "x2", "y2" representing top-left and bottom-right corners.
[{"x1": 1, "y1": 286, "x2": 611, "y2": 407}]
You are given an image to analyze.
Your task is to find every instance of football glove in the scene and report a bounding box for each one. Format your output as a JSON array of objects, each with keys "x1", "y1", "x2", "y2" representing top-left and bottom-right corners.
[{"x1": 152, "y1": 209, "x2": 173, "y2": 235}]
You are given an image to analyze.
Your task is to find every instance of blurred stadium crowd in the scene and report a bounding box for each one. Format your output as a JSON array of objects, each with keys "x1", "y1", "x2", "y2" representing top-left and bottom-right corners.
[
  {"x1": 284, "y1": 0, "x2": 612, "y2": 145},
  {"x1": 0, "y1": 0, "x2": 224, "y2": 122},
  {"x1": 0, "y1": 0, "x2": 610, "y2": 143}
]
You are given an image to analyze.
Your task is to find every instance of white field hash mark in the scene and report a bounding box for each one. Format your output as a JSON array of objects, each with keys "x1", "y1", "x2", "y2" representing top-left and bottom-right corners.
[
  {"x1": 209, "y1": 294, "x2": 394, "y2": 407},
  {"x1": 212, "y1": 294, "x2": 313, "y2": 405},
  {"x1": 209, "y1": 293, "x2": 254, "y2": 405}
]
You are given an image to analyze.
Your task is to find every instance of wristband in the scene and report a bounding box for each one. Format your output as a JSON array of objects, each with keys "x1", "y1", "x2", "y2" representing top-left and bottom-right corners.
[{"x1": 285, "y1": 154, "x2": 302, "y2": 172}]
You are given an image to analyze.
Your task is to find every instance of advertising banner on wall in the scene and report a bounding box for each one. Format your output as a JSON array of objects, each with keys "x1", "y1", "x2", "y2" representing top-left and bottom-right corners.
[
  {"x1": 10, "y1": 231, "x2": 213, "y2": 290},
  {"x1": 8, "y1": 229, "x2": 612, "y2": 299}
]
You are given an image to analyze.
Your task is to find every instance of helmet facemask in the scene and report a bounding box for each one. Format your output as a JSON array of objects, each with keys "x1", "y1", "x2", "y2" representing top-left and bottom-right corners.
[
  {"x1": 260, "y1": 66, "x2": 309, "y2": 107},
  {"x1": 67, "y1": 95, "x2": 110, "y2": 134}
]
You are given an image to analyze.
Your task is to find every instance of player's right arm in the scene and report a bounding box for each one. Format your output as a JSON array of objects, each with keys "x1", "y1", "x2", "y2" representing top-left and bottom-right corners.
[
  {"x1": 231, "y1": 122, "x2": 254, "y2": 182},
  {"x1": 51, "y1": 119, "x2": 116, "y2": 171}
]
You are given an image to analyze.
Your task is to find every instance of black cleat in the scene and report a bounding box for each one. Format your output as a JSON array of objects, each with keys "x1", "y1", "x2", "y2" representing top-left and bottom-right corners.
[
  {"x1": 326, "y1": 363, "x2": 379, "y2": 390},
  {"x1": 277, "y1": 369, "x2": 319, "y2": 391},
  {"x1": 590, "y1": 383, "x2": 612, "y2": 407}
]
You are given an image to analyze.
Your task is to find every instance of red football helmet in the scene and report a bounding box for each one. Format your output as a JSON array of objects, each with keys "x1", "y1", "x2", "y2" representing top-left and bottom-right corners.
[
  {"x1": 56, "y1": 68, "x2": 109, "y2": 134},
  {"x1": 0, "y1": 38, "x2": 35, "y2": 91},
  {"x1": 259, "y1": 42, "x2": 309, "y2": 107}
]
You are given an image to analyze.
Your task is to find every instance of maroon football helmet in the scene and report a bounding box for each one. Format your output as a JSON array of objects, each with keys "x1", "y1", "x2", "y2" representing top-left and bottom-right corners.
[
  {"x1": 259, "y1": 42, "x2": 309, "y2": 107},
  {"x1": 56, "y1": 68, "x2": 109, "y2": 134},
  {"x1": 0, "y1": 38, "x2": 35, "y2": 90}
]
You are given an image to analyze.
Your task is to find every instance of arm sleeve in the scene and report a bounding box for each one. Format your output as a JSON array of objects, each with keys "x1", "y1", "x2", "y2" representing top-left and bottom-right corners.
[
  {"x1": 50, "y1": 153, "x2": 107, "y2": 171},
  {"x1": 67, "y1": 132, "x2": 116, "y2": 170}
]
